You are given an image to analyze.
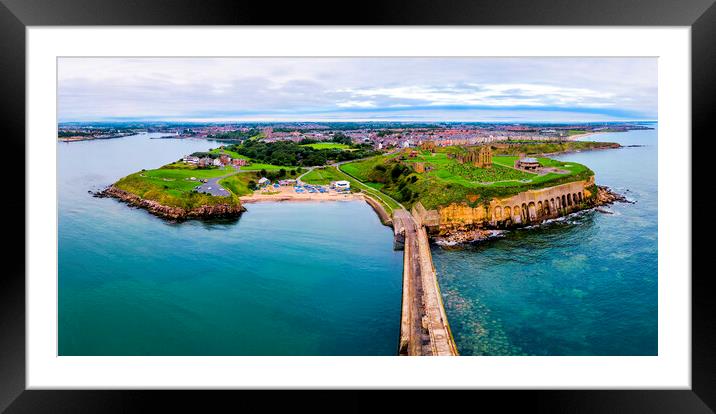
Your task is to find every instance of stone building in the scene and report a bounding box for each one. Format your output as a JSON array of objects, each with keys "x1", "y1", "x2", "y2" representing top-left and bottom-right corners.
[
  {"x1": 456, "y1": 145, "x2": 492, "y2": 168},
  {"x1": 420, "y1": 140, "x2": 437, "y2": 152},
  {"x1": 515, "y1": 156, "x2": 540, "y2": 171}
]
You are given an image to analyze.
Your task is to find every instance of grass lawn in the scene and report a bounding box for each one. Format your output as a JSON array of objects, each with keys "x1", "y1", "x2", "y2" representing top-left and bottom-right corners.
[
  {"x1": 219, "y1": 173, "x2": 257, "y2": 196},
  {"x1": 209, "y1": 148, "x2": 250, "y2": 160},
  {"x1": 338, "y1": 155, "x2": 390, "y2": 182},
  {"x1": 114, "y1": 163, "x2": 239, "y2": 209},
  {"x1": 300, "y1": 142, "x2": 351, "y2": 150},
  {"x1": 301, "y1": 167, "x2": 344, "y2": 185},
  {"x1": 339, "y1": 149, "x2": 594, "y2": 210},
  {"x1": 301, "y1": 166, "x2": 400, "y2": 213},
  {"x1": 334, "y1": 166, "x2": 402, "y2": 212},
  {"x1": 238, "y1": 163, "x2": 297, "y2": 172}
]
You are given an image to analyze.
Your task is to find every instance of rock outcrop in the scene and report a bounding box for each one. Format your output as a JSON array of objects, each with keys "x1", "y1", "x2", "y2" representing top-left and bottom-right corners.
[
  {"x1": 596, "y1": 185, "x2": 633, "y2": 205},
  {"x1": 99, "y1": 186, "x2": 245, "y2": 220}
]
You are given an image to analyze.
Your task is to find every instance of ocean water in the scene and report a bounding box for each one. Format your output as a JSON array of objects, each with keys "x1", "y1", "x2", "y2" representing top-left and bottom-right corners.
[
  {"x1": 433, "y1": 126, "x2": 658, "y2": 355},
  {"x1": 58, "y1": 133, "x2": 403, "y2": 355}
]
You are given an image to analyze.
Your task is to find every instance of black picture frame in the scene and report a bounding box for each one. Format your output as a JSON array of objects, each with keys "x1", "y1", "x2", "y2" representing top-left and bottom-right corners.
[{"x1": 1, "y1": 0, "x2": 712, "y2": 412}]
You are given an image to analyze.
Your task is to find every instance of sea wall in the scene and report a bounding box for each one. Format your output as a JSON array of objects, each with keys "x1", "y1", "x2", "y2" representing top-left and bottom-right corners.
[
  {"x1": 414, "y1": 176, "x2": 596, "y2": 235},
  {"x1": 101, "y1": 186, "x2": 244, "y2": 220},
  {"x1": 363, "y1": 196, "x2": 393, "y2": 227}
]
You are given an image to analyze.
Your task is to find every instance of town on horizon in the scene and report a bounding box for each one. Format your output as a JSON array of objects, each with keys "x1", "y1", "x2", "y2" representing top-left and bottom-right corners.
[{"x1": 58, "y1": 120, "x2": 655, "y2": 147}]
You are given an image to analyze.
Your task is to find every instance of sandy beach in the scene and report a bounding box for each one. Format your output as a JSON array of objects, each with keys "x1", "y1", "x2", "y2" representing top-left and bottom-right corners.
[{"x1": 240, "y1": 186, "x2": 365, "y2": 203}]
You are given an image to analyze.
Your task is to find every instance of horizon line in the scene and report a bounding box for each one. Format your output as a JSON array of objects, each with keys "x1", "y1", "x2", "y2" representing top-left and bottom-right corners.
[{"x1": 59, "y1": 119, "x2": 658, "y2": 124}]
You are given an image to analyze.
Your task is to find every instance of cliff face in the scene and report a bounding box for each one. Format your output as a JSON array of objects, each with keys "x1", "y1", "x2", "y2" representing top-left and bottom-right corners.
[
  {"x1": 414, "y1": 176, "x2": 596, "y2": 235},
  {"x1": 101, "y1": 186, "x2": 245, "y2": 220}
]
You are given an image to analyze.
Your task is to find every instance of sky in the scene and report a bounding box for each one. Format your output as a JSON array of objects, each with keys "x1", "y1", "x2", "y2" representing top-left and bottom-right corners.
[{"x1": 58, "y1": 57, "x2": 657, "y2": 123}]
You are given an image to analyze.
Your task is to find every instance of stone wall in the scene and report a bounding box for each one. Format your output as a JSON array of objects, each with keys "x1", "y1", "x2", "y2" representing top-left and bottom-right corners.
[
  {"x1": 433, "y1": 176, "x2": 595, "y2": 234},
  {"x1": 411, "y1": 201, "x2": 441, "y2": 232}
]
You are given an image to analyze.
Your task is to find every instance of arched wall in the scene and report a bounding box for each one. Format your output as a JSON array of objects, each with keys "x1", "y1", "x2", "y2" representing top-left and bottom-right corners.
[{"x1": 435, "y1": 177, "x2": 595, "y2": 233}]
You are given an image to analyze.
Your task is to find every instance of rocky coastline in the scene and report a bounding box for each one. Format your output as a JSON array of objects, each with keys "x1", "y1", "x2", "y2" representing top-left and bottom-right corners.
[
  {"x1": 595, "y1": 185, "x2": 634, "y2": 205},
  {"x1": 537, "y1": 142, "x2": 621, "y2": 158},
  {"x1": 96, "y1": 186, "x2": 245, "y2": 220},
  {"x1": 433, "y1": 229, "x2": 506, "y2": 246}
]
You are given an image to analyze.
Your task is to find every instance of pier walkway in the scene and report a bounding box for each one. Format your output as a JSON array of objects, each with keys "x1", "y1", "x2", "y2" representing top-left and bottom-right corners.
[{"x1": 394, "y1": 209, "x2": 458, "y2": 356}]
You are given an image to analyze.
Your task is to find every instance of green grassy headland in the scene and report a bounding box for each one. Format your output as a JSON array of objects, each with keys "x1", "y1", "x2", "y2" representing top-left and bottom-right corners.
[{"x1": 339, "y1": 142, "x2": 603, "y2": 210}]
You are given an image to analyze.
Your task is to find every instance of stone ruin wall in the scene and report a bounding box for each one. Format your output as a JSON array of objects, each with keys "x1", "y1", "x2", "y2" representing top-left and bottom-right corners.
[{"x1": 426, "y1": 176, "x2": 596, "y2": 234}]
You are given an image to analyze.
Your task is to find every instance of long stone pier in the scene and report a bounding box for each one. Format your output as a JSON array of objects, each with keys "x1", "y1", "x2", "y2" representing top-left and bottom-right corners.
[{"x1": 394, "y1": 209, "x2": 458, "y2": 356}]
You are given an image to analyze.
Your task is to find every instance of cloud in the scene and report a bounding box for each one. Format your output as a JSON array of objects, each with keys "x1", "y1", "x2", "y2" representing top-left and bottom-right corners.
[
  {"x1": 336, "y1": 100, "x2": 377, "y2": 108},
  {"x1": 58, "y1": 57, "x2": 656, "y2": 122}
]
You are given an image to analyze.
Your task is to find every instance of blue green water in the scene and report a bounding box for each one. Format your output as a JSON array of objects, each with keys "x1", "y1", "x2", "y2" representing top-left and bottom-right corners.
[
  {"x1": 433, "y1": 126, "x2": 658, "y2": 355},
  {"x1": 58, "y1": 133, "x2": 403, "y2": 355}
]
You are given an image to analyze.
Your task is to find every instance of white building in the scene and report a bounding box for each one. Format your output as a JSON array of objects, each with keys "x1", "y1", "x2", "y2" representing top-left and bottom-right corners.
[
  {"x1": 183, "y1": 155, "x2": 200, "y2": 164},
  {"x1": 334, "y1": 180, "x2": 350, "y2": 190}
]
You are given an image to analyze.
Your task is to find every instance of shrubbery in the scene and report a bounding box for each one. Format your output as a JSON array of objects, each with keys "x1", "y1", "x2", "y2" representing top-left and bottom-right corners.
[{"x1": 226, "y1": 140, "x2": 379, "y2": 167}]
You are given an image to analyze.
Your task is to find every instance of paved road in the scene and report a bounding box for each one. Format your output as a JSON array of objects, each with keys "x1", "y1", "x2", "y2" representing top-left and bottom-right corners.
[{"x1": 195, "y1": 167, "x2": 238, "y2": 196}]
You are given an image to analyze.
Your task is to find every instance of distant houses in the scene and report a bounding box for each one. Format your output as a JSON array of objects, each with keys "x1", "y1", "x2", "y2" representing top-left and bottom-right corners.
[
  {"x1": 183, "y1": 151, "x2": 250, "y2": 169},
  {"x1": 182, "y1": 155, "x2": 200, "y2": 165}
]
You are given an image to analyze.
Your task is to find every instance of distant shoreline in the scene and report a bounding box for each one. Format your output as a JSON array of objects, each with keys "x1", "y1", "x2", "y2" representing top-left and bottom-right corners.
[{"x1": 58, "y1": 132, "x2": 137, "y2": 142}]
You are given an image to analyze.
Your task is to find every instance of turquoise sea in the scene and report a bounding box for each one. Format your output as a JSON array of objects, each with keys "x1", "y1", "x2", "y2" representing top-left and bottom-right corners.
[
  {"x1": 58, "y1": 133, "x2": 403, "y2": 355},
  {"x1": 433, "y1": 126, "x2": 658, "y2": 355}
]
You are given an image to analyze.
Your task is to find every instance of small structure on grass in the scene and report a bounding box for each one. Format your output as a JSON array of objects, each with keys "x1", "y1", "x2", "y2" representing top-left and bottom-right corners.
[
  {"x1": 333, "y1": 180, "x2": 351, "y2": 191},
  {"x1": 515, "y1": 156, "x2": 540, "y2": 171}
]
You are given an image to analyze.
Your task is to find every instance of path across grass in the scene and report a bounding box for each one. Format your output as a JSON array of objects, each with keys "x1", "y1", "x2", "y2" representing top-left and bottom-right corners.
[{"x1": 334, "y1": 166, "x2": 403, "y2": 214}]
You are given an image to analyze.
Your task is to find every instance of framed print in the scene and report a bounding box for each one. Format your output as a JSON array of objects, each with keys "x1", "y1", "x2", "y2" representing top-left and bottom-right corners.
[{"x1": 1, "y1": 0, "x2": 713, "y2": 412}]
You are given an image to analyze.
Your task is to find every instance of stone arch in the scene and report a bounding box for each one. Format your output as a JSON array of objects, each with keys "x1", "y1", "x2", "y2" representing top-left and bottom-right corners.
[
  {"x1": 578, "y1": 192, "x2": 583, "y2": 202},
  {"x1": 513, "y1": 205, "x2": 521, "y2": 224},
  {"x1": 550, "y1": 198, "x2": 556, "y2": 213},
  {"x1": 528, "y1": 202, "x2": 537, "y2": 221},
  {"x1": 495, "y1": 206, "x2": 502, "y2": 220},
  {"x1": 561, "y1": 194, "x2": 567, "y2": 209},
  {"x1": 504, "y1": 206, "x2": 511, "y2": 219},
  {"x1": 537, "y1": 201, "x2": 543, "y2": 217},
  {"x1": 544, "y1": 200, "x2": 551, "y2": 216},
  {"x1": 567, "y1": 193, "x2": 572, "y2": 206},
  {"x1": 573, "y1": 193, "x2": 578, "y2": 205},
  {"x1": 521, "y1": 203, "x2": 529, "y2": 222}
]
